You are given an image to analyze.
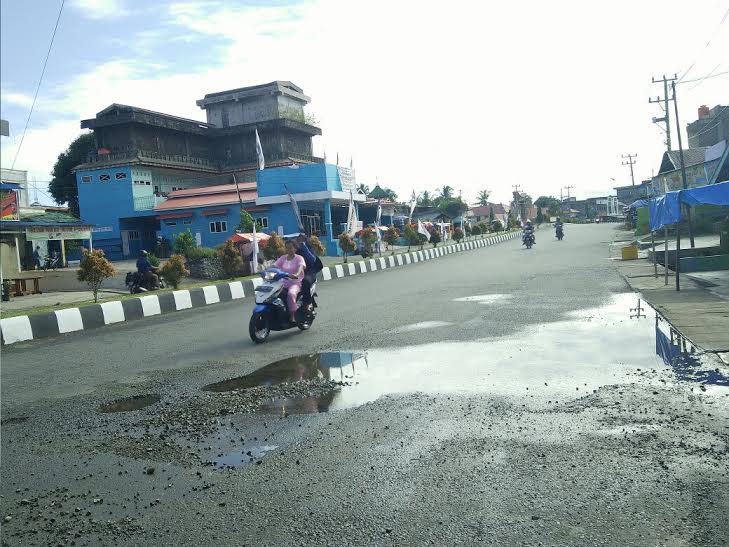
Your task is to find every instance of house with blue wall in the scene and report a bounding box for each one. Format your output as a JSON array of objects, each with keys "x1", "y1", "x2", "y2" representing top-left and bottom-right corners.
[
  {"x1": 155, "y1": 182, "x2": 269, "y2": 249},
  {"x1": 255, "y1": 163, "x2": 365, "y2": 255}
]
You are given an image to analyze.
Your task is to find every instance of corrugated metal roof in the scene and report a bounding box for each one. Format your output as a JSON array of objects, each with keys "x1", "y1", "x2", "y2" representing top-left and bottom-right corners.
[{"x1": 155, "y1": 183, "x2": 257, "y2": 211}]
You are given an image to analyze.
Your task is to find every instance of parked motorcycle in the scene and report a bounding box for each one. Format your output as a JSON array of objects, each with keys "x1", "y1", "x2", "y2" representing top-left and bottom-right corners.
[
  {"x1": 556, "y1": 225, "x2": 564, "y2": 241},
  {"x1": 43, "y1": 252, "x2": 63, "y2": 270},
  {"x1": 249, "y1": 267, "x2": 317, "y2": 344},
  {"x1": 125, "y1": 271, "x2": 166, "y2": 294}
]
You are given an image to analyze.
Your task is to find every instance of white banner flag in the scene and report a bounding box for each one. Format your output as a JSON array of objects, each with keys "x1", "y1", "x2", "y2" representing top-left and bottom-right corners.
[
  {"x1": 417, "y1": 220, "x2": 430, "y2": 239},
  {"x1": 251, "y1": 221, "x2": 259, "y2": 274},
  {"x1": 255, "y1": 128, "x2": 265, "y2": 170},
  {"x1": 375, "y1": 200, "x2": 383, "y2": 252},
  {"x1": 284, "y1": 185, "x2": 304, "y2": 231},
  {"x1": 347, "y1": 191, "x2": 358, "y2": 236},
  {"x1": 408, "y1": 190, "x2": 417, "y2": 222}
]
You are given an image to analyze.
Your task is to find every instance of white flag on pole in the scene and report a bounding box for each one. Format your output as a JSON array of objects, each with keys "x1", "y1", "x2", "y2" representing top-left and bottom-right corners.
[
  {"x1": 375, "y1": 200, "x2": 383, "y2": 252},
  {"x1": 417, "y1": 220, "x2": 430, "y2": 239},
  {"x1": 284, "y1": 185, "x2": 304, "y2": 231},
  {"x1": 347, "y1": 190, "x2": 358, "y2": 236},
  {"x1": 255, "y1": 128, "x2": 265, "y2": 170},
  {"x1": 251, "y1": 221, "x2": 259, "y2": 274},
  {"x1": 408, "y1": 190, "x2": 417, "y2": 222}
]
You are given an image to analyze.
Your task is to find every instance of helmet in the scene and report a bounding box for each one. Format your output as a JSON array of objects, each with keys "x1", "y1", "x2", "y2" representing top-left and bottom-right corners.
[
  {"x1": 139, "y1": 250, "x2": 148, "y2": 257},
  {"x1": 556, "y1": 217, "x2": 561, "y2": 221}
]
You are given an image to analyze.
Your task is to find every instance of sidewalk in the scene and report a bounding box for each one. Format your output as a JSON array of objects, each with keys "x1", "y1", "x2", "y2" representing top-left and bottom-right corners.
[{"x1": 612, "y1": 232, "x2": 729, "y2": 352}]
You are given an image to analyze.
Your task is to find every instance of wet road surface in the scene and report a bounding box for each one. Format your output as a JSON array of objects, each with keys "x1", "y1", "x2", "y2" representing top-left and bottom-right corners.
[{"x1": 1, "y1": 224, "x2": 728, "y2": 546}]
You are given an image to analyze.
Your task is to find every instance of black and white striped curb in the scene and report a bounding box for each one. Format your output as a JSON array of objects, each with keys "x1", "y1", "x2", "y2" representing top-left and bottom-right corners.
[{"x1": 0, "y1": 231, "x2": 520, "y2": 345}]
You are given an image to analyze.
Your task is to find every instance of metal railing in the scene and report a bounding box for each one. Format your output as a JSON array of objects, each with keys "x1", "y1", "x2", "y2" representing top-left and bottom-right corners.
[{"x1": 133, "y1": 195, "x2": 167, "y2": 211}]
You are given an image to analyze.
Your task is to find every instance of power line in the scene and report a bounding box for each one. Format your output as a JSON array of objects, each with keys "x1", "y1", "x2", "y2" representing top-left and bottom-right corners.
[
  {"x1": 679, "y1": 68, "x2": 729, "y2": 85},
  {"x1": 677, "y1": 5, "x2": 729, "y2": 84},
  {"x1": 10, "y1": 0, "x2": 66, "y2": 169},
  {"x1": 685, "y1": 64, "x2": 725, "y2": 90}
]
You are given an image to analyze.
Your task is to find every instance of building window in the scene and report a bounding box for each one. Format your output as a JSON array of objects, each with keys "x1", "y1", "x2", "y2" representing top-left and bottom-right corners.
[
  {"x1": 128, "y1": 230, "x2": 140, "y2": 240},
  {"x1": 99, "y1": 174, "x2": 111, "y2": 182},
  {"x1": 154, "y1": 185, "x2": 160, "y2": 193},
  {"x1": 183, "y1": 219, "x2": 192, "y2": 225},
  {"x1": 145, "y1": 181, "x2": 151, "y2": 185},
  {"x1": 81, "y1": 175, "x2": 92, "y2": 183},
  {"x1": 165, "y1": 220, "x2": 177, "y2": 227},
  {"x1": 209, "y1": 221, "x2": 227, "y2": 233},
  {"x1": 257, "y1": 217, "x2": 269, "y2": 228},
  {"x1": 115, "y1": 172, "x2": 127, "y2": 180},
  {"x1": 222, "y1": 108, "x2": 230, "y2": 128}
]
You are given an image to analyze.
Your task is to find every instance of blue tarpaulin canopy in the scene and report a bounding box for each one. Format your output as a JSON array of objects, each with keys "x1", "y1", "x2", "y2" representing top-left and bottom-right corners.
[
  {"x1": 649, "y1": 181, "x2": 729, "y2": 231},
  {"x1": 628, "y1": 199, "x2": 649, "y2": 210}
]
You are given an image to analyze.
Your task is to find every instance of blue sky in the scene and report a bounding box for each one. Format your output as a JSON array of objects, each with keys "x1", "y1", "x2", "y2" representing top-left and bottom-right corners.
[{"x1": 1, "y1": 0, "x2": 728, "y2": 205}]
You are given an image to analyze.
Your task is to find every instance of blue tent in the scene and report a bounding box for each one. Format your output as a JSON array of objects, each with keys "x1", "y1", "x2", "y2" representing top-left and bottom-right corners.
[{"x1": 649, "y1": 181, "x2": 729, "y2": 231}]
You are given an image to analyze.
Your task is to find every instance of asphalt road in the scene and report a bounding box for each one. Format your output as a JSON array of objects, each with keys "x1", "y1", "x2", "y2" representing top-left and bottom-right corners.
[{"x1": 2, "y1": 224, "x2": 728, "y2": 546}]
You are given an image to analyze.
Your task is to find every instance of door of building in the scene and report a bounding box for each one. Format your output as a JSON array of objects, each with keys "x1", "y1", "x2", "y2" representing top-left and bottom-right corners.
[{"x1": 121, "y1": 231, "x2": 130, "y2": 257}]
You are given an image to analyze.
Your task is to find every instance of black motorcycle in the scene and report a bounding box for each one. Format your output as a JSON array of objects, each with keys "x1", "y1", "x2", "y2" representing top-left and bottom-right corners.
[
  {"x1": 125, "y1": 271, "x2": 165, "y2": 294},
  {"x1": 556, "y1": 226, "x2": 564, "y2": 241},
  {"x1": 43, "y1": 252, "x2": 63, "y2": 270},
  {"x1": 522, "y1": 230, "x2": 535, "y2": 249}
]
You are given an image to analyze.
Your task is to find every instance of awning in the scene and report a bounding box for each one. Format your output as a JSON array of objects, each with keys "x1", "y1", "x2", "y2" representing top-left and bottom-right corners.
[
  {"x1": 157, "y1": 212, "x2": 193, "y2": 220},
  {"x1": 1, "y1": 182, "x2": 21, "y2": 191},
  {"x1": 649, "y1": 181, "x2": 729, "y2": 231},
  {"x1": 628, "y1": 199, "x2": 649, "y2": 209}
]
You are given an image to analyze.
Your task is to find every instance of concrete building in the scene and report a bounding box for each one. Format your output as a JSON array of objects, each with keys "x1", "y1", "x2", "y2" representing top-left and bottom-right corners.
[
  {"x1": 650, "y1": 141, "x2": 729, "y2": 196},
  {"x1": 688, "y1": 105, "x2": 729, "y2": 148},
  {"x1": 73, "y1": 81, "x2": 322, "y2": 259}
]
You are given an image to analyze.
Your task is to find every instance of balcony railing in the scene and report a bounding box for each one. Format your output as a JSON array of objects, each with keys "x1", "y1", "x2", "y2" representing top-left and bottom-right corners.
[{"x1": 134, "y1": 195, "x2": 167, "y2": 211}]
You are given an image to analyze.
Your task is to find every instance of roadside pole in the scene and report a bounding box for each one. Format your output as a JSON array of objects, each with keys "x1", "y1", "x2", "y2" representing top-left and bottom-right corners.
[
  {"x1": 671, "y1": 81, "x2": 695, "y2": 248},
  {"x1": 675, "y1": 220, "x2": 681, "y2": 291},
  {"x1": 664, "y1": 227, "x2": 668, "y2": 285},
  {"x1": 652, "y1": 231, "x2": 657, "y2": 278}
]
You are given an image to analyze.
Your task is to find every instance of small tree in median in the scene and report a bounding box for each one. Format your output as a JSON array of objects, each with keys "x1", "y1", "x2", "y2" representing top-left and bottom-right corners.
[
  {"x1": 308, "y1": 234, "x2": 325, "y2": 256},
  {"x1": 338, "y1": 233, "x2": 356, "y2": 263},
  {"x1": 237, "y1": 210, "x2": 255, "y2": 232},
  {"x1": 403, "y1": 224, "x2": 419, "y2": 251},
  {"x1": 429, "y1": 227, "x2": 442, "y2": 247},
  {"x1": 471, "y1": 225, "x2": 481, "y2": 238},
  {"x1": 263, "y1": 232, "x2": 285, "y2": 261},
  {"x1": 453, "y1": 227, "x2": 464, "y2": 242},
  {"x1": 219, "y1": 240, "x2": 243, "y2": 278},
  {"x1": 173, "y1": 229, "x2": 197, "y2": 258},
  {"x1": 464, "y1": 224, "x2": 472, "y2": 239},
  {"x1": 383, "y1": 226, "x2": 400, "y2": 254},
  {"x1": 77, "y1": 249, "x2": 116, "y2": 302},
  {"x1": 160, "y1": 254, "x2": 189, "y2": 289},
  {"x1": 358, "y1": 227, "x2": 378, "y2": 256}
]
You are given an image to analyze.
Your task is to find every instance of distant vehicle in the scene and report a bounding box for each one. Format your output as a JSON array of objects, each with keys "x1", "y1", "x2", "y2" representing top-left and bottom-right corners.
[
  {"x1": 125, "y1": 271, "x2": 165, "y2": 293},
  {"x1": 522, "y1": 230, "x2": 535, "y2": 249},
  {"x1": 556, "y1": 225, "x2": 564, "y2": 241}
]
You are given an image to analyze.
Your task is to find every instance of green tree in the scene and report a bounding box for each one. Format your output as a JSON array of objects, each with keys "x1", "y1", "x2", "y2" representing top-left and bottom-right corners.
[
  {"x1": 160, "y1": 254, "x2": 189, "y2": 289},
  {"x1": 338, "y1": 233, "x2": 355, "y2": 262},
  {"x1": 439, "y1": 185, "x2": 454, "y2": 200},
  {"x1": 219, "y1": 240, "x2": 243, "y2": 278},
  {"x1": 453, "y1": 227, "x2": 464, "y2": 242},
  {"x1": 263, "y1": 233, "x2": 285, "y2": 260},
  {"x1": 418, "y1": 191, "x2": 433, "y2": 207},
  {"x1": 476, "y1": 190, "x2": 491, "y2": 206},
  {"x1": 237, "y1": 210, "x2": 254, "y2": 232},
  {"x1": 438, "y1": 197, "x2": 468, "y2": 220},
  {"x1": 49, "y1": 132, "x2": 96, "y2": 216},
  {"x1": 429, "y1": 227, "x2": 442, "y2": 247},
  {"x1": 464, "y1": 223, "x2": 472, "y2": 237},
  {"x1": 489, "y1": 206, "x2": 495, "y2": 223},
  {"x1": 173, "y1": 229, "x2": 197, "y2": 257},
  {"x1": 357, "y1": 183, "x2": 370, "y2": 195},
  {"x1": 359, "y1": 227, "x2": 378, "y2": 255},
  {"x1": 381, "y1": 187, "x2": 398, "y2": 201},
  {"x1": 383, "y1": 225, "x2": 399, "y2": 253},
  {"x1": 77, "y1": 249, "x2": 116, "y2": 302},
  {"x1": 492, "y1": 219, "x2": 504, "y2": 232},
  {"x1": 403, "y1": 224, "x2": 419, "y2": 251},
  {"x1": 471, "y1": 225, "x2": 481, "y2": 237},
  {"x1": 536, "y1": 208, "x2": 544, "y2": 224}
]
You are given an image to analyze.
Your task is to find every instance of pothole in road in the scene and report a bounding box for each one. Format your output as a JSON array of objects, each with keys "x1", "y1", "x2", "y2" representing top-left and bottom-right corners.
[
  {"x1": 97, "y1": 394, "x2": 161, "y2": 413},
  {"x1": 213, "y1": 445, "x2": 279, "y2": 470},
  {"x1": 201, "y1": 294, "x2": 729, "y2": 417},
  {"x1": 1, "y1": 416, "x2": 29, "y2": 425}
]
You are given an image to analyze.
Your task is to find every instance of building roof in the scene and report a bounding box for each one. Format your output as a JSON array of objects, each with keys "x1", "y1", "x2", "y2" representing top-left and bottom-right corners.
[
  {"x1": 470, "y1": 203, "x2": 507, "y2": 216},
  {"x1": 155, "y1": 183, "x2": 257, "y2": 211},
  {"x1": 367, "y1": 185, "x2": 391, "y2": 200},
  {"x1": 1, "y1": 209, "x2": 90, "y2": 229},
  {"x1": 658, "y1": 148, "x2": 709, "y2": 174},
  {"x1": 196, "y1": 81, "x2": 310, "y2": 108}
]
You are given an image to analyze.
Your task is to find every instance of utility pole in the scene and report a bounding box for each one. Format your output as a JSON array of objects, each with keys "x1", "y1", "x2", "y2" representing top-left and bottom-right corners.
[
  {"x1": 621, "y1": 154, "x2": 638, "y2": 186},
  {"x1": 563, "y1": 185, "x2": 573, "y2": 217},
  {"x1": 649, "y1": 75, "x2": 677, "y2": 151},
  {"x1": 671, "y1": 80, "x2": 695, "y2": 249}
]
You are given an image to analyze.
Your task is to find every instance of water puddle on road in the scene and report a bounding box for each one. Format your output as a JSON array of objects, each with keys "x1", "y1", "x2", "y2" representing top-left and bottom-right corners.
[
  {"x1": 453, "y1": 294, "x2": 511, "y2": 304},
  {"x1": 213, "y1": 445, "x2": 279, "y2": 470},
  {"x1": 206, "y1": 294, "x2": 729, "y2": 416},
  {"x1": 97, "y1": 394, "x2": 161, "y2": 413}
]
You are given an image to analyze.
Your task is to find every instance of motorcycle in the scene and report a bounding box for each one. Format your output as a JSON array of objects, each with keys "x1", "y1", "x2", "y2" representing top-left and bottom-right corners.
[
  {"x1": 556, "y1": 225, "x2": 564, "y2": 241},
  {"x1": 522, "y1": 230, "x2": 535, "y2": 249},
  {"x1": 125, "y1": 270, "x2": 165, "y2": 294},
  {"x1": 43, "y1": 252, "x2": 63, "y2": 270},
  {"x1": 249, "y1": 267, "x2": 317, "y2": 344}
]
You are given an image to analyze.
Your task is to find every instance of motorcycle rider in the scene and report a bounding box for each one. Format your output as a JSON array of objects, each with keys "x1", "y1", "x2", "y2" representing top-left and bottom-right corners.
[
  {"x1": 136, "y1": 250, "x2": 159, "y2": 289},
  {"x1": 274, "y1": 240, "x2": 306, "y2": 324},
  {"x1": 296, "y1": 233, "x2": 323, "y2": 307},
  {"x1": 522, "y1": 220, "x2": 536, "y2": 245},
  {"x1": 555, "y1": 217, "x2": 564, "y2": 238}
]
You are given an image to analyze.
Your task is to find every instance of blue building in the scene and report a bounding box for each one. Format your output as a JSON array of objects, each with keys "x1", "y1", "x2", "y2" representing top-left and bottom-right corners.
[
  {"x1": 73, "y1": 81, "x2": 322, "y2": 259},
  {"x1": 255, "y1": 163, "x2": 364, "y2": 255}
]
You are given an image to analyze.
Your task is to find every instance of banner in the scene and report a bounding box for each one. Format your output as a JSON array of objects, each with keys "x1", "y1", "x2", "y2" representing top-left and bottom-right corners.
[
  {"x1": 255, "y1": 128, "x2": 265, "y2": 170},
  {"x1": 417, "y1": 220, "x2": 430, "y2": 239},
  {"x1": 346, "y1": 190, "x2": 358, "y2": 236},
  {"x1": 1, "y1": 189, "x2": 19, "y2": 221},
  {"x1": 251, "y1": 221, "x2": 259, "y2": 274},
  {"x1": 284, "y1": 184, "x2": 304, "y2": 232},
  {"x1": 337, "y1": 166, "x2": 357, "y2": 193},
  {"x1": 26, "y1": 228, "x2": 91, "y2": 241}
]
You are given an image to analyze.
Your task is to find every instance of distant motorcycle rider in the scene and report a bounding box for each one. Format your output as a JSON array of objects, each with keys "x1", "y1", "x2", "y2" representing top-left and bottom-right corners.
[
  {"x1": 555, "y1": 217, "x2": 564, "y2": 239},
  {"x1": 136, "y1": 250, "x2": 160, "y2": 289},
  {"x1": 522, "y1": 220, "x2": 536, "y2": 245}
]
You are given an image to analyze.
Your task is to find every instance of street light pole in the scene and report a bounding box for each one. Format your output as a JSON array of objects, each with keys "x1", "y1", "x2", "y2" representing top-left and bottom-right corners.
[{"x1": 671, "y1": 81, "x2": 695, "y2": 249}]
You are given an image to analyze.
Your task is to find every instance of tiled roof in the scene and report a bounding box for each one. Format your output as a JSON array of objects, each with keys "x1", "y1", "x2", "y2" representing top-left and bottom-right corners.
[
  {"x1": 156, "y1": 183, "x2": 257, "y2": 211},
  {"x1": 659, "y1": 148, "x2": 709, "y2": 174}
]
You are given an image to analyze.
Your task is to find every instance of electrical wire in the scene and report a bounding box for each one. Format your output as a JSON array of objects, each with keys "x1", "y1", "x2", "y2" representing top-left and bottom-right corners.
[
  {"x1": 10, "y1": 0, "x2": 66, "y2": 169},
  {"x1": 684, "y1": 65, "x2": 725, "y2": 89},
  {"x1": 677, "y1": 5, "x2": 729, "y2": 84},
  {"x1": 690, "y1": 104, "x2": 729, "y2": 141}
]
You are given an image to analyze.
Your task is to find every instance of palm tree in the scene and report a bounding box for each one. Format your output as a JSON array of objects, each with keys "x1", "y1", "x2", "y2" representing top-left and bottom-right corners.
[
  {"x1": 357, "y1": 183, "x2": 370, "y2": 195},
  {"x1": 476, "y1": 189, "x2": 491, "y2": 206},
  {"x1": 439, "y1": 185, "x2": 454, "y2": 200},
  {"x1": 418, "y1": 190, "x2": 433, "y2": 207}
]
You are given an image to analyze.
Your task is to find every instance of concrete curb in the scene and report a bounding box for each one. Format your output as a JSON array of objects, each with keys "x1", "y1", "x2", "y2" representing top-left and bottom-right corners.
[{"x1": 1, "y1": 231, "x2": 521, "y2": 345}]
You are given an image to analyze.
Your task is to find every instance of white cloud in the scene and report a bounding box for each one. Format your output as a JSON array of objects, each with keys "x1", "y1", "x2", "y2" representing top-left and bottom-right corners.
[
  {"x1": 5, "y1": 0, "x2": 729, "y2": 205},
  {"x1": 70, "y1": 0, "x2": 129, "y2": 19},
  {"x1": 1, "y1": 91, "x2": 34, "y2": 108}
]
